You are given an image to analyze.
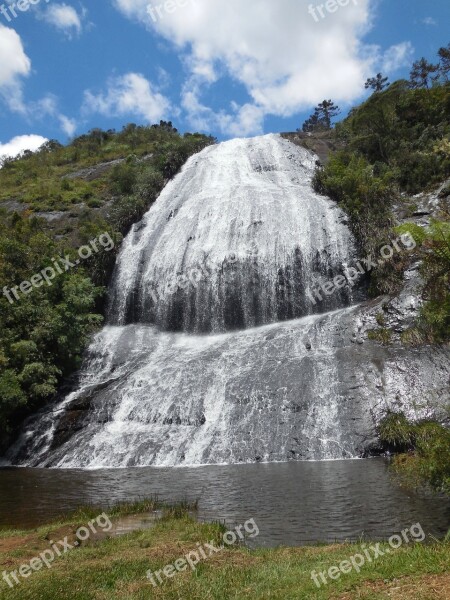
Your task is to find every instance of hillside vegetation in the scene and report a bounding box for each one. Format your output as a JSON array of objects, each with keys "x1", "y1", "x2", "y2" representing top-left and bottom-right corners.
[
  {"x1": 0, "y1": 123, "x2": 215, "y2": 448},
  {"x1": 313, "y1": 45, "x2": 450, "y2": 344}
]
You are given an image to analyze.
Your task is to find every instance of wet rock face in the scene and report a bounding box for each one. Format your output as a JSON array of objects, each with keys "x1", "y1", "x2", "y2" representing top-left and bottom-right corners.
[
  {"x1": 6, "y1": 301, "x2": 449, "y2": 468},
  {"x1": 393, "y1": 179, "x2": 450, "y2": 227},
  {"x1": 280, "y1": 132, "x2": 344, "y2": 165}
]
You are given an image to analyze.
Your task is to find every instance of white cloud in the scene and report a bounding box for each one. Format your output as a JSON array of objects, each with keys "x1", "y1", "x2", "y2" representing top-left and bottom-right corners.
[
  {"x1": 41, "y1": 3, "x2": 84, "y2": 37},
  {"x1": 382, "y1": 42, "x2": 415, "y2": 73},
  {"x1": 83, "y1": 72, "x2": 171, "y2": 122},
  {"x1": 0, "y1": 24, "x2": 75, "y2": 136},
  {"x1": 19, "y1": 93, "x2": 77, "y2": 138},
  {"x1": 0, "y1": 23, "x2": 31, "y2": 113},
  {"x1": 113, "y1": 0, "x2": 384, "y2": 136},
  {"x1": 181, "y1": 78, "x2": 264, "y2": 136},
  {"x1": 422, "y1": 17, "x2": 437, "y2": 27},
  {"x1": 58, "y1": 115, "x2": 77, "y2": 137},
  {"x1": 0, "y1": 24, "x2": 30, "y2": 86},
  {"x1": 0, "y1": 134, "x2": 48, "y2": 161}
]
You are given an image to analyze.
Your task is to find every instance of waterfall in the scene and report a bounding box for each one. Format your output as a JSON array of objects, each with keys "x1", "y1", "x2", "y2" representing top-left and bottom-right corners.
[
  {"x1": 108, "y1": 134, "x2": 357, "y2": 331},
  {"x1": 7, "y1": 134, "x2": 447, "y2": 469}
]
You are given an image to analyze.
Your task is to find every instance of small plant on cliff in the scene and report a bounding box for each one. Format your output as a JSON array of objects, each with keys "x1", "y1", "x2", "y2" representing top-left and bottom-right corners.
[
  {"x1": 367, "y1": 328, "x2": 392, "y2": 345},
  {"x1": 378, "y1": 412, "x2": 415, "y2": 450}
]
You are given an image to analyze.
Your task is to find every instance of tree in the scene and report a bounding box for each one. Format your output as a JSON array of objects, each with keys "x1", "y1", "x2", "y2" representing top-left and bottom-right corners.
[
  {"x1": 365, "y1": 73, "x2": 390, "y2": 92},
  {"x1": 437, "y1": 43, "x2": 450, "y2": 82},
  {"x1": 300, "y1": 99, "x2": 341, "y2": 133},
  {"x1": 301, "y1": 113, "x2": 321, "y2": 133},
  {"x1": 151, "y1": 120, "x2": 178, "y2": 133},
  {"x1": 39, "y1": 139, "x2": 63, "y2": 154},
  {"x1": 410, "y1": 58, "x2": 439, "y2": 89},
  {"x1": 315, "y1": 100, "x2": 341, "y2": 129}
]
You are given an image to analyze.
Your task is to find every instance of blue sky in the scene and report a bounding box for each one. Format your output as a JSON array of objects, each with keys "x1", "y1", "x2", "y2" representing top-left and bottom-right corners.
[{"x1": 0, "y1": 0, "x2": 448, "y2": 157}]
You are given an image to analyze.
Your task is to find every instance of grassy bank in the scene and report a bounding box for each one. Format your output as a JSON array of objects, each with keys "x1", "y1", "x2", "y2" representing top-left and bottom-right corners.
[{"x1": 0, "y1": 502, "x2": 448, "y2": 599}]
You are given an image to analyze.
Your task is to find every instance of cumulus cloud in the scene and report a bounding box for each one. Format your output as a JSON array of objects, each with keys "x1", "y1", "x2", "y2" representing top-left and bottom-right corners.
[
  {"x1": 0, "y1": 24, "x2": 76, "y2": 136},
  {"x1": 41, "y1": 3, "x2": 84, "y2": 37},
  {"x1": 0, "y1": 23, "x2": 31, "y2": 113},
  {"x1": 113, "y1": 0, "x2": 415, "y2": 136},
  {"x1": 182, "y1": 79, "x2": 265, "y2": 136},
  {"x1": 83, "y1": 72, "x2": 171, "y2": 122},
  {"x1": 0, "y1": 134, "x2": 48, "y2": 161},
  {"x1": 22, "y1": 93, "x2": 78, "y2": 137},
  {"x1": 58, "y1": 114, "x2": 77, "y2": 137},
  {"x1": 113, "y1": 0, "x2": 377, "y2": 134}
]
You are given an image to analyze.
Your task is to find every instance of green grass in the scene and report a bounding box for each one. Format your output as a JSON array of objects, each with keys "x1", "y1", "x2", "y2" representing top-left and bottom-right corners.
[
  {"x1": 0, "y1": 498, "x2": 197, "y2": 537},
  {"x1": 367, "y1": 328, "x2": 393, "y2": 345},
  {"x1": 0, "y1": 502, "x2": 448, "y2": 599}
]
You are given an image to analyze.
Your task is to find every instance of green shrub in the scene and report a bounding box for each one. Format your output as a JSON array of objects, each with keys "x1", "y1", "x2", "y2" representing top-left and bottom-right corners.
[
  {"x1": 367, "y1": 328, "x2": 392, "y2": 344},
  {"x1": 378, "y1": 412, "x2": 415, "y2": 450},
  {"x1": 110, "y1": 163, "x2": 137, "y2": 195},
  {"x1": 313, "y1": 151, "x2": 394, "y2": 256},
  {"x1": 379, "y1": 412, "x2": 450, "y2": 494}
]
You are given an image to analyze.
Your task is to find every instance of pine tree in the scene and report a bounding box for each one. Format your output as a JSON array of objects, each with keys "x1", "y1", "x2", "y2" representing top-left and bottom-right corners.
[
  {"x1": 300, "y1": 100, "x2": 341, "y2": 133},
  {"x1": 314, "y1": 100, "x2": 341, "y2": 129},
  {"x1": 365, "y1": 73, "x2": 390, "y2": 92},
  {"x1": 301, "y1": 113, "x2": 320, "y2": 133},
  {"x1": 437, "y1": 43, "x2": 450, "y2": 82},
  {"x1": 410, "y1": 58, "x2": 439, "y2": 89}
]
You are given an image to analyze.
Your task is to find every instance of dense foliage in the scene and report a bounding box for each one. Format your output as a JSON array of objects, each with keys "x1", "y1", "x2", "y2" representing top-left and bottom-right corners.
[
  {"x1": 379, "y1": 412, "x2": 450, "y2": 495},
  {"x1": 313, "y1": 45, "x2": 450, "y2": 340},
  {"x1": 0, "y1": 123, "x2": 215, "y2": 447},
  {"x1": 394, "y1": 220, "x2": 450, "y2": 343}
]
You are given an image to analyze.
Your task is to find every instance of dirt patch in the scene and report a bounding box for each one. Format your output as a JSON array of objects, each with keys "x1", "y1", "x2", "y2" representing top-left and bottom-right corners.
[
  {"x1": 0, "y1": 525, "x2": 79, "y2": 560},
  {"x1": 0, "y1": 534, "x2": 36, "y2": 554}
]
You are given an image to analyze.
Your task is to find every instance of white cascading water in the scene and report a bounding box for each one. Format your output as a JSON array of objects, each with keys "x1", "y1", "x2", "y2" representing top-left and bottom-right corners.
[
  {"x1": 10, "y1": 133, "x2": 446, "y2": 469},
  {"x1": 108, "y1": 134, "x2": 356, "y2": 331}
]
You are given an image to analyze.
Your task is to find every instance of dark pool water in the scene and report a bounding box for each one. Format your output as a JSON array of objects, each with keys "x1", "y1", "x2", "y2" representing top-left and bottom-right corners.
[{"x1": 0, "y1": 459, "x2": 448, "y2": 547}]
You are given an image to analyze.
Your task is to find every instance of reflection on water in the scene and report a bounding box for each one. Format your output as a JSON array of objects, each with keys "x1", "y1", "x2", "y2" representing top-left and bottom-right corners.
[{"x1": 0, "y1": 459, "x2": 448, "y2": 547}]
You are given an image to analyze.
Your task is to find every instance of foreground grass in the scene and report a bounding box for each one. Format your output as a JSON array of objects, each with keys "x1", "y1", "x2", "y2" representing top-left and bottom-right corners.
[{"x1": 0, "y1": 502, "x2": 448, "y2": 600}]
